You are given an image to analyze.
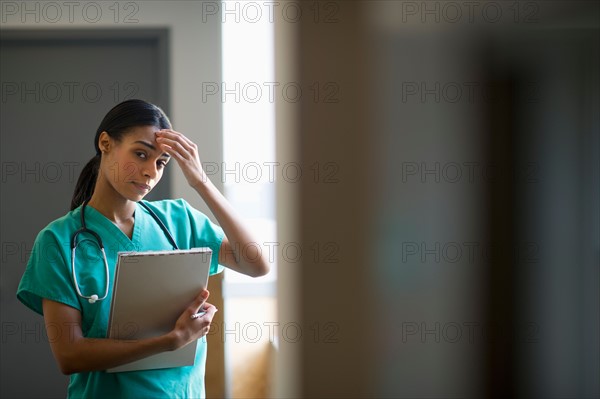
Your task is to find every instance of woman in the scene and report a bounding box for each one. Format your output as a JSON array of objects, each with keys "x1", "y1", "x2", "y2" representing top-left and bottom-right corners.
[{"x1": 16, "y1": 99, "x2": 269, "y2": 398}]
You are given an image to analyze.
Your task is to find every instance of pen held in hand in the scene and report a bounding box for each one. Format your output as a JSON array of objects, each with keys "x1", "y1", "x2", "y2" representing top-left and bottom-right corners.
[{"x1": 190, "y1": 311, "x2": 206, "y2": 320}]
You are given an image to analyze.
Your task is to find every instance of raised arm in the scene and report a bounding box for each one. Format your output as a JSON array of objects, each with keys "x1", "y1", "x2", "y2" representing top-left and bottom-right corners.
[
  {"x1": 42, "y1": 290, "x2": 215, "y2": 375},
  {"x1": 155, "y1": 129, "x2": 270, "y2": 277}
]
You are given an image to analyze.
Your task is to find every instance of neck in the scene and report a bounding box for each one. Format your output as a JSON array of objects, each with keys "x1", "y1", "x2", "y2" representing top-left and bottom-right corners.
[{"x1": 87, "y1": 179, "x2": 136, "y2": 224}]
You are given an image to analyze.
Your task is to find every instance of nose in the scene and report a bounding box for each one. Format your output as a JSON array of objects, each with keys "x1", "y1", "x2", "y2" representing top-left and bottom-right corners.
[{"x1": 142, "y1": 162, "x2": 159, "y2": 180}]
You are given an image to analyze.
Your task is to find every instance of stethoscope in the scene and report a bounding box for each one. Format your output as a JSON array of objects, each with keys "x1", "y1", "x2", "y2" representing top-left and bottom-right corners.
[{"x1": 70, "y1": 200, "x2": 179, "y2": 304}]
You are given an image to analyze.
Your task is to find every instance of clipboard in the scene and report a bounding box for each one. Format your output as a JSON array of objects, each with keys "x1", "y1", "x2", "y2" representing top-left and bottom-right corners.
[{"x1": 106, "y1": 247, "x2": 213, "y2": 373}]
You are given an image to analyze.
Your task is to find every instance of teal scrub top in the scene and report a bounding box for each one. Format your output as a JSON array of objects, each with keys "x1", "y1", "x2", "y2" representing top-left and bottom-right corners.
[{"x1": 17, "y1": 198, "x2": 225, "y2": 399}]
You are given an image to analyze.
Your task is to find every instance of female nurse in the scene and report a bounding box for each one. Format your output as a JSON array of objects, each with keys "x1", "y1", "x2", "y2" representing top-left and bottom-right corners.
[{"x1": 16, "y1": 99, "x2": 269, "y2": 398}]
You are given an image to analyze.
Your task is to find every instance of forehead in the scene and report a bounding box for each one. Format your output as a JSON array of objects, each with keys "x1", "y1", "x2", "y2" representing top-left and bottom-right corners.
[{"x1": 123, "y1": 125, "x2": 160, "y2": 142}]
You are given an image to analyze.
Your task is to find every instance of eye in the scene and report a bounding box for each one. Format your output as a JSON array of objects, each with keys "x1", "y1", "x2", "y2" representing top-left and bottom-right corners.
[
  {"x1": 157, "y1": 159, "x2": 168, "y2": 168},
  {"x1": 135, "y1": 151, "x2": 147, "y2": 159}
]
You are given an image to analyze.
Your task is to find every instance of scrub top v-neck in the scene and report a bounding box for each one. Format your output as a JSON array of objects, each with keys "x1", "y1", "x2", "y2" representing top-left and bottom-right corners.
[{"x1": 84, "y1": 203, "x2": 143, "y2": 252}]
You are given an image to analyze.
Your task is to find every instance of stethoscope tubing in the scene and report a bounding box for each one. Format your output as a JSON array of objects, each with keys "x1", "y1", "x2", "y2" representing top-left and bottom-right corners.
[{"x1": 71, "y1": 200, "x2": 178, "y2": 304}]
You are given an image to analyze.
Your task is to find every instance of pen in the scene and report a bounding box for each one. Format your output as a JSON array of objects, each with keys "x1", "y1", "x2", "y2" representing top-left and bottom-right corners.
[{"x1": 190, "y1": 311, "x2": 206, "y2": 320}]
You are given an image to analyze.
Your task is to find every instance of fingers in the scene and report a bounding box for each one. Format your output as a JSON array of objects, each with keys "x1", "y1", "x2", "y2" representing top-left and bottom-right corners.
[
  {"x1": 157, "y1": 129, "x2": 196, "y2": 147},
  {"x1": 156, "y1": 133, "x2": 199, "y2": 165},
  {"x1": 191, "y1": 303, "x2": 218, "y2": 321},
  {"x1": 172, "y1": 291, "x2": 216, "y2": 347},
  {"x1": 191, "y1": 302, "x2": 218, "y2": 338},
  {"x1": 189, "y1": 289, "x2": 210, "y2": 316},
  {"x1": 201, "y1": 303, "x2": 218, "y2": 317},
  {"x1": 156, "y1": 137, "x2": 192, "y2": 159},
  {"x1": 156, "y1": 129, "x2": 197, "y2": 154}
]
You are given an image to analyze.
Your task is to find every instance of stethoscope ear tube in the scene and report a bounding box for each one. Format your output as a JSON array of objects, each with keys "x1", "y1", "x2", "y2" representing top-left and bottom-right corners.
[
  {"x1": 71, "y1": 227, "x2": 105, "y2": 250},
  {"x1": 138, "y1": 201, "x2": 179, "y2": 250}
]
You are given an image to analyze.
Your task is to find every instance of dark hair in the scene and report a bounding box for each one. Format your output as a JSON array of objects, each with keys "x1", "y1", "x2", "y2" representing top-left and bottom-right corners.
[{"x1": 70, "y1": 99, "x2": 172, "y2": 210}]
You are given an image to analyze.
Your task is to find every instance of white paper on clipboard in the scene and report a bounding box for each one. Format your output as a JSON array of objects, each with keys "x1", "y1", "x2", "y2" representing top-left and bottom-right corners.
[{"x1": 106, "y1": 247, "x2": 212, "y2": 373}]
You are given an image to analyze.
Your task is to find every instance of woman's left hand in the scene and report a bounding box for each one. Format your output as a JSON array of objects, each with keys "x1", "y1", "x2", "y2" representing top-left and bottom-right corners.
[{"x1": 156, "y1": 129, "x2": 207, "y2": 189}]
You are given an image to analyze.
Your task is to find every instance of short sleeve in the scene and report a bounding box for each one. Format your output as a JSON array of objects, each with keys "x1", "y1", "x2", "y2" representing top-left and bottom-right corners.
[
  {"x1": 17, "y1": 229, "x2": 81, "y2": 316},
  {"x1": 180, "y1": 199, "x2": 226, "y2": 275}
]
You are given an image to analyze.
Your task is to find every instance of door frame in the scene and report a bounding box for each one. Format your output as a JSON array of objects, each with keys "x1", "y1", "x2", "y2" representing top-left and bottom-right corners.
[{"x1": 1, "y1": 28, "x2": 170, "y2": 118}]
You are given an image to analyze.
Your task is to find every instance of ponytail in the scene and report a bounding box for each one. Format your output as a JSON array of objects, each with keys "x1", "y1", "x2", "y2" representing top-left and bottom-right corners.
[{"x1": 70, "y1": 154, "x2": 100, "y2": 211}]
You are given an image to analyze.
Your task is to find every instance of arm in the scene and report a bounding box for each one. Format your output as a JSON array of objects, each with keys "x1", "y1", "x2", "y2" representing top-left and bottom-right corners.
[
  {"x1": 195, "y1": 181, "x2": 270, "y2": 277},
  {"x1": 156, "y1": 129, "x2": 270, "y2": 277},
  {"x1": 42, "y1": 290, "x2": 215, "y2": 375}
]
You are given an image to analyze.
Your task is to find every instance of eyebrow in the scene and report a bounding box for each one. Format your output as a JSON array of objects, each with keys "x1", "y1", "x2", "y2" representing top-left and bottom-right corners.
[{"x1": 134, "y1": 140, "x2": 171, "y2": 158}]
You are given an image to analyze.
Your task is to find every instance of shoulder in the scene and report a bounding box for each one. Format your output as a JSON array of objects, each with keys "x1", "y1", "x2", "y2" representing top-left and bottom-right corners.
[
  {"x1": 138, "y1": 199, "x2": 224, "y2": 252},
  {"x1": 139, "y1": 198, "x2": 221, "y2": 231},
  {"x1": 34, "y1": 208, "x2": 81, "y2": 246},
  {"x1": 138, "y1": 198, "x2": 198, "y2": 221},
  {"x1": 139, "y1": 198, "x2": 190, "y2": 214},
  {"x1": 139, "y1": 198, "x2": 213, "y2": 225}
]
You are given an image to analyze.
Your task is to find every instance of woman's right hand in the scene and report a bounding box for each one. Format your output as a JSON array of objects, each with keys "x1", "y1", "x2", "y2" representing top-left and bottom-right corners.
[
  {"x1": 42, "y1": 292, "x2": 218, "y2": 375},
  {"x1": 169, "y1": 289, "x2": 218, "y2": 350}
]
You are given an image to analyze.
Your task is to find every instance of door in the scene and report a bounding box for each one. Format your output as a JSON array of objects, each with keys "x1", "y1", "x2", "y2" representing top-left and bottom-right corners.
[{"x1": 0, "y1": 29, "x2": 169, "y2": 398}]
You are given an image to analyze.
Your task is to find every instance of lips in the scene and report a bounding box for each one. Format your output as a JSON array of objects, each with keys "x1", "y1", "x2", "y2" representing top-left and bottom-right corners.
[{"x1": 132, "y1": 182, "x2": 151, "y2": 192}]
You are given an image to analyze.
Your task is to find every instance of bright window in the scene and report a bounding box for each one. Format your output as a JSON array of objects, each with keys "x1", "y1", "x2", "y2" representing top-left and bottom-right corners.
[
  {"x1": 222, "y1": 0, "x2": 276, "y2": 294},
  {"x1": 221, "y1": 3, "x2": 277, "y2": 396}
]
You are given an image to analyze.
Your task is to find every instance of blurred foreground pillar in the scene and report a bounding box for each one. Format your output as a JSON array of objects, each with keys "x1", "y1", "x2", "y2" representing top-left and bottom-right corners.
[{"x1": 274, "y1": 2, "x2": 599, "y2": 398}]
